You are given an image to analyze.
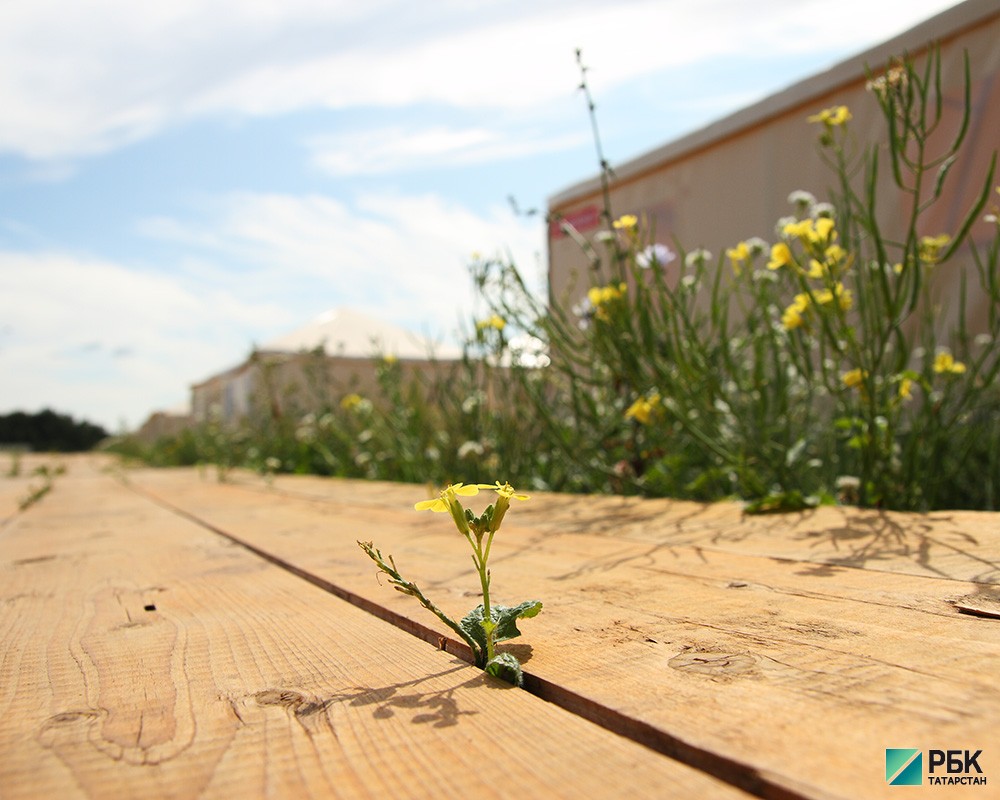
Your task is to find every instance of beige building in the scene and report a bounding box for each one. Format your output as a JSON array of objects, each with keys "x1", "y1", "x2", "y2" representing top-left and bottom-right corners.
[
  {"x1": 548, "y1": 0, "x2": 999, "y2": 336},
  {"x1": 190, "y1": 308, "x2": 464, "y2": 426},
  {"x1": 133, "y1": 406, "x2": 192, "y2": 443}
]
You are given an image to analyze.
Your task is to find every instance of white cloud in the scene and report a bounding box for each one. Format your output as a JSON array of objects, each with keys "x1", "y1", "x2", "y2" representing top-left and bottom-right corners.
[
  {"x1": 140, "y1": 189, "x2": 545, "y2": 337},
  {"x1": 0, "y1": 250, "x2": 294, "y2": 430},
  {"x1": 0, "y1": 187, "x2": 541, "y2": 428},
  {"x1": 306, "y1": 126, "x2": 587, "y2": 176},
  {"x1": 0, "y1": 0, "x2": 960, "y2": 160}
]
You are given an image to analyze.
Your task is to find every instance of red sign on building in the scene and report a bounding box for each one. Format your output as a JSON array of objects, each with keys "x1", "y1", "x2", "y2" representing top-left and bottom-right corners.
[{"x1": 549, "y1": 204, "x2": 601, "y2": 238}]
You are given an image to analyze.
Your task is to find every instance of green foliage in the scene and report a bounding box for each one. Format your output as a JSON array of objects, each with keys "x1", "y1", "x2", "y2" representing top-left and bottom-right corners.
[{"x1": 471, "y1": 48, "x2": 1000, "y2": 511}]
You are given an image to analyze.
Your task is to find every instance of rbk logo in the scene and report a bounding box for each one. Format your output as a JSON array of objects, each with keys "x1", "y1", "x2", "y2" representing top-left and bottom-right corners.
[{"x1": 886, "y1": 749, "x2": 923, "y2": 785}]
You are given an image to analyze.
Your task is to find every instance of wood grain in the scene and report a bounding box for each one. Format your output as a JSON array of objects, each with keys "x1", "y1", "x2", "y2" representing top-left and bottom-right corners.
[
  {"x1": 0, "y1": 457, "x2": 752, "y2": 799},
  {"x1": 127, "y1": 465, "x2": 1000, "y2": 800}
]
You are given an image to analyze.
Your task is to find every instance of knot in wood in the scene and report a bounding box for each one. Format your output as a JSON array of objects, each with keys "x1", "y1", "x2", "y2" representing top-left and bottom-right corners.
[
  {"x1": 668, "y1": 651, "x2": 758, "y2": 678},
  {"x1": 254, "y1": 689, "x2": 306, "y2": 708}
]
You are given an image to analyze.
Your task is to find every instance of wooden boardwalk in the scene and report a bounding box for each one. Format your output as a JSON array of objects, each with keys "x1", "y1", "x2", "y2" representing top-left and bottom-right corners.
[{"x1": 2, "y1": 454, "x2": 998, "y2": 799}]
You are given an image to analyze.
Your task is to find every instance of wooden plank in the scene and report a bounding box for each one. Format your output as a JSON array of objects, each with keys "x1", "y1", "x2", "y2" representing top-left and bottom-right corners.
[
  {"x1": 244, "y1": 470, "x2": 1000, "y2": 583},
  {"x1": 0, "y1": 455, "x2": 753, "y2": 799},
  {"x1": 127, "y1": 465, "x2": 1000, "y2": 800},
  {"x1": 0, "y1": 453, "x2": 67, "y2": 526}
]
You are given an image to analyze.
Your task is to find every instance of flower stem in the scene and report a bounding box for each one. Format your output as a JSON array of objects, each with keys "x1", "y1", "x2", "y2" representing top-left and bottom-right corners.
[{"x1": 473, "y1": 538, "x2": 496, "y2": 663}]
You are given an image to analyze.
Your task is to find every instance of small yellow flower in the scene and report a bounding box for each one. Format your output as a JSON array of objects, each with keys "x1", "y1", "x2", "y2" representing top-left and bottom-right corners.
[
  {"x1": 487, "y1": 481, "x2": 530, "y2": 502},
  {"x1": 625, "y1": 393, "x2": 661, "y2": 425},
  {"x1": 476, "y1": 314, "x2": 506, "y2": 331},
  {"x1": 382, "y1": 354, "x2": 398, "y2": 365},
  {"x1": 783, "y1": 219, "x2": 813, "y2": 240},
  {"x1": 612, "y1": 214, "x2": 638, "y2": 230},
  {"x1": 824, "y1": 244, "x2": 848, "y2": 269},
  {"x1": 781, "y1": 293, "x2": 811, "y2": 330},
  {"x1": 898, "y1": 377, "x2": 913, "y2": 400},
  {"x1": 842, "y1": 368, "x2": 867, "y2": 390},
  {"x1": 919, "y1": 234, "x2": 951, "y2": 264},
  {"x1": 587, "y1": 282, "x2": 627, "y2": 319},
  {"x1": 768, "y1": 242, "x2": 794, "y2": 270},
  {"x1": 808, "y1": 105, "x2": 852, "y2": 127},
  {"x1": 933, "y1": 352, "x2": 966, "y2": 375},
  {"x1": 814, "y1": 217, "x2": 836, "y2": 242},
  {"x1": 340, "y1": 393, "x2": 364, "y2": 410},
  {"x1": 726, "y1": 241, "x2": 751, "y2": 275},
  {"x1": 782, "y1": 307, "x2": 803, "y2": 330},
  {"x1": 482, "y1": 481, "x2": 529, "y2": 532},
  {"x1": 814, "y1": 283, "x2": 852, "y2": 311},
  {"x1": 414, "y1": 482, "x2": 483, "y2": 512},
  {"x1": 781, "y1": 306, "x2": 804, "y2": 330}
]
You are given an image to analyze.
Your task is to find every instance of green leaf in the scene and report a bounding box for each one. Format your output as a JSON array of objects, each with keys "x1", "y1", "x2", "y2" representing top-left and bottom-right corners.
[
  {"x1": 485, "y1": 652, "x2": 524, "y2": 687},
  {"x1": 460, "y1": 600, "x2": 544, "y2": 655},
  {"x1": 459, "y1": 605, "x2": 489, "y2": 655},
  {"x1": 493, "y1": 600, "x2": 543, "y2": 643}
]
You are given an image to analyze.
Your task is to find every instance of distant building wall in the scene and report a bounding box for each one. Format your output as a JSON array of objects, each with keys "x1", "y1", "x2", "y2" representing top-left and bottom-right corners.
[
  {"x1": 133, "y1": 411, "x2": 193, "y2": 443},
  {"x1": 190, "y1": 350, "x2": 464, "y2": 426},
  {"x1": 548, "y1": 0, "x2": 1000, "y2": 337}
]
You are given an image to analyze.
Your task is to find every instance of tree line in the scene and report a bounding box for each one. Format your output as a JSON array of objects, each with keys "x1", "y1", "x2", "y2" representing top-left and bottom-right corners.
[{"x1": 0, "y1": 409, "x2": 108, "y2": 452}]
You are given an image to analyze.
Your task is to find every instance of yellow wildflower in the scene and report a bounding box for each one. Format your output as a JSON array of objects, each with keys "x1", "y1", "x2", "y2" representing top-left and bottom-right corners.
[
  {"x1": 784, "y1": 217, "x2": 835, "y2": 249},
  {"x1": 814, "y1": 217, "x2": 836, "y2": 243},
  {"x1": 933, "y1": 352, "x2": 966, "y2": 375},
  {"x1": 842, "y1": 368, "x2": 867, "y2": 390},
  {"x1": 485, "y1": 481, "x2": 530, "y2": 502},
  {"x1": 588, "y1": 282, "x2": 627, "y2": 320},
  {"x1": 414, "y1": 482, "x2": 484, "y2": 513},
  {"x1": 476, "y1": 314, "x2": 506, "y2": 331},
  {"x1": 612, "y1": 214, "x2": 638, "y2": 230},
  {"x1": 837, "y1": 286, "x2": 854, "y2": 311},
  {"x1": 808, "y1": 105, "x2": 852, "y2": 127},
  {"x1": 625, "y1": 393, "x2": 661, "y2": 425},
  {"x1": 782, "y1": 306, "x2": 804, "y2": 330},
  {"x1": 783, "y1": 219, "x2": 813, "y2": 240},
  {"x1": 768, "y1": 242, "x2": 794, "y2": 270},
  {"x1": 825, "y1": 244, "x2": 848, "y2": 268},
  {"x1": 919, "y1": 234, "x2": 951, "y2": 265},
  {"x1": 340, "y1": 393, "x2": 364, "y2": 410},
  {"x1": 726, "y1": 241, "x2": 751, "y2": 275},
  {"x1": 781, "y1": 293, "x2": 811, "y2": 330},
  {"x1": 482, "y1": 481, "x2": 529, "y2": 532},
  {"x1": 814, "y1": 283, "x2": 853, "y2": 311},
  {"x1": 587, "y1": 282, "x2": 627, "y2": 306},
  {"x1": 898, "y1": 377, "x2": 913, "y2": 400}
]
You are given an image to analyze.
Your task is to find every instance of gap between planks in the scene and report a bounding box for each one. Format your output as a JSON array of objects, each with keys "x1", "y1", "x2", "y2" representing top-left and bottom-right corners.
[{"x1": 125, "y1": 476, "x2": 819, "y2": 800}]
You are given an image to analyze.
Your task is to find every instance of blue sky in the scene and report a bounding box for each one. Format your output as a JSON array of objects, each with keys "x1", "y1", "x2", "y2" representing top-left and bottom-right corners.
[{"x1": 0, "y1": 0, "x2": 960, "y2": 432}]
